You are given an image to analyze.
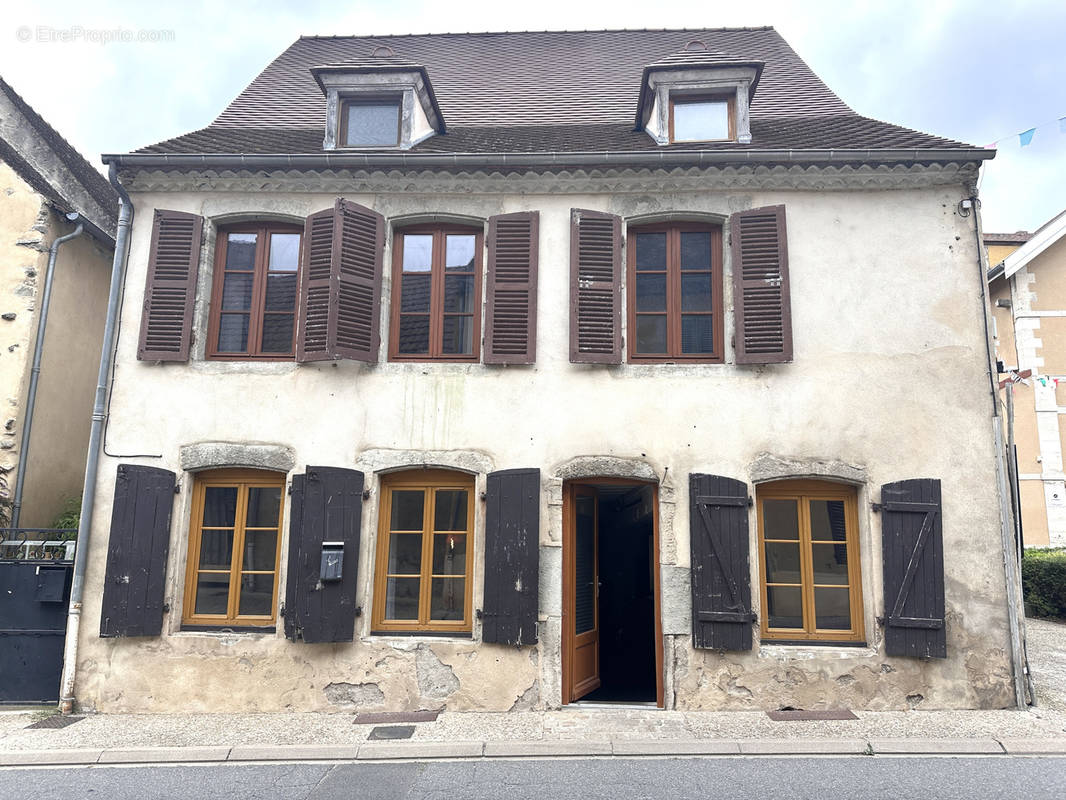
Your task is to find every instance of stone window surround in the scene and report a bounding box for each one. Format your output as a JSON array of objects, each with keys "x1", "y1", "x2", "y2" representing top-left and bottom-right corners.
[
  {"x1": 319, "y1": 71, "x2": 442, "y2": 151},
  {"x1": 643, "y1": 67, "x2": 758, "y2": 146}
]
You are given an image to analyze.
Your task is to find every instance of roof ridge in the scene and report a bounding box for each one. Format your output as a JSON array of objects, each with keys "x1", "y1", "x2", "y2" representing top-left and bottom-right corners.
[{"x1": 297, "y1": 26, "x2": 776, "y2": 40}]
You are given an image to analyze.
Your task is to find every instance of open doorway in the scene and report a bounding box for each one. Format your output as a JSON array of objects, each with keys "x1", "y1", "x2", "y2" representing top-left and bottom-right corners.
[{"x1": 562, "y1": 479, "x2": 663, "y2": 706}]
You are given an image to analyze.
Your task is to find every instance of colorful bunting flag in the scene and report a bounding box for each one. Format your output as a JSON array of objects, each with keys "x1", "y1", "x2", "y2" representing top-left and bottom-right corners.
[
  {"x1": 1020, "y1": 128, "x2": 1036, "y2": 146},
  {"x1": 1060, "y1": 117, "x2": 1066, "y2": 134}
]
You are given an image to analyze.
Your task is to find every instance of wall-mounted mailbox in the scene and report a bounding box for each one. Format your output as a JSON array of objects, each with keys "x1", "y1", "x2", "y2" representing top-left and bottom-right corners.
[{"x1": 320, "y1": 542, "x2": 344, "y2": 582}]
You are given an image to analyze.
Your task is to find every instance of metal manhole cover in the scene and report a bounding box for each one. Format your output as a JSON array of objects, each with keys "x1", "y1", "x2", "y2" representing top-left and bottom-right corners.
[
  {"x1": 26, "y1": 715, "x2": 84, "y2": 729},
  {"x1": 368, "y1": 725, "x2": 415, "y2": 740}
]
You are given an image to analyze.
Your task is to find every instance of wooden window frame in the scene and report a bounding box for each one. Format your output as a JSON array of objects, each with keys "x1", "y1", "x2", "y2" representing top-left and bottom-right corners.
[
  {"x1": 182, "y1": 468, "x2": 285, "y2": 628},
  {"x1": 626, "y1": 222, "x2": 724, "y2": 363},
  {"x1": 372, "y1": 469, "x2": 475, "y2": 634},
  {"x1": 668, "y1": 94, "x2": 736, "y2": 144},
  {"x1": 388, "y1": 224, "x2": 484, "y2": 363},
  {"x1": 338, "y1": 95, "x2": 402, "y2": 148},
  {"x1": 756, "y1": 479, "x2": 865, "y2": 643},
  {"x1": 206, "y1": 222, "x2": 302, "y2": 361}
]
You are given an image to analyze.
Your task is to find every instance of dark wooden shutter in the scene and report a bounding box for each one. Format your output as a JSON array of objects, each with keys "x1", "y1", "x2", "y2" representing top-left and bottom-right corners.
[
  {"x1": 137, "y1": 210, "x2": 202, "y2": 361},
  {"x1": 485, "y1": 212, "x2": 539, "y2": 365},
  {"x1": 570, "y1": 209, "x2": 622, "y2": 363},
  {"x1": 879, "y1": 478, "x2": 946, "y2": 658},
  {"x1": 482, "y1": 468, "x2": 540, "y2": 645},
  {"x1": 296, "y1": 199, "x2": 384, "y2": 362},
  {"x1": 284, "y1": 467, "x2": 363, "y2": 643},
  {"x1": 689, "y1": 473, "x2": 754, "y2": 651},
  {"x1": 99, "y1": 465, "x2": 176, "y2": 637},
  {"x1": 730, "y1": 205, "x2": 792, "y2": 364}
]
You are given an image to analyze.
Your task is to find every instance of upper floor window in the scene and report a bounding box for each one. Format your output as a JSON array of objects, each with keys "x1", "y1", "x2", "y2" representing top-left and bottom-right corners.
[
  {"x1": 207, "y1": 223, "x2": 301, "y2": 359},
  {"x1": 626, "y1": 222, "x2": 723, "y2": 362},
  {"x1": 670, "y1": 95, "x2": 734, "y2": 143},
  {"x1": 340, "y1": 96, "x2": 402, "y2": 147},
  {"x1": 389, "y1": 224, "x2": 483, "y2": 361}
]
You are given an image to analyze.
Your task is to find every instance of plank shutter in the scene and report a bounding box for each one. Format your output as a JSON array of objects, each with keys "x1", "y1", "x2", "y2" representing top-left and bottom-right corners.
[
  {"x1": 689, "y1": 473, "x2": 754, "y2": 651},
  {"x1": 99, "y1": 465, "x2": 176, "y2": 637},
  {"x1": 137, "y1": 210, "x2": 202, "y2": 361},
  {"x1": 570, "y1": 209, "x2": 622, "y2": 363},
  {"x1": 482, "y1": 468, "x2": 540, "y2": 645},
  {"x1": 879, "y1": 478, "x2": 946, "y2": 658},
  {"x1": 296, "y1": 199, "x2": 384, "y2": 362},
  {"x1": 485, "y1": 212, "x2": 539, "y2": 365},
  {"x1": 730, "y1": 205, "x2": 793, "y2": 364},
  {"x1": 284, "y1": 467, "x2": 363, "y2": 643}
]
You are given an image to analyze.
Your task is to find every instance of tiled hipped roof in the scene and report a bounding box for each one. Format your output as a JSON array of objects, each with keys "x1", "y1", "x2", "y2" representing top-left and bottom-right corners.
[{"x1": 135, "y1": 27, "x2": 978, "y2": 158}]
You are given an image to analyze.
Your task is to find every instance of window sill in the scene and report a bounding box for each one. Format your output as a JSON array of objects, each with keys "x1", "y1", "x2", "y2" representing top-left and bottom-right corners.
[
  {"x1": 758, "y1": 641, "x2": 875, "y2": 660},
  {"x1": 368, "y1": 630, "x2": 473, "y2": 641},
  {"x1": 178, "y1": 625, "x2": 277, "y2": 635}
]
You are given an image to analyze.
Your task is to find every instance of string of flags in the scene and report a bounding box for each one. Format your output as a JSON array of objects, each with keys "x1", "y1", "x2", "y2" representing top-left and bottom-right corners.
[
  {"x1": 984, "y1": 116, "x2": 1066, "y2": 149},
  {"x1": 1000, "y1": 369, "x2": 1061, "y2": 391}
]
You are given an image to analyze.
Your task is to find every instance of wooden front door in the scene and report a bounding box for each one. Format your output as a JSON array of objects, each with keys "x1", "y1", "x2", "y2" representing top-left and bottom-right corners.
[{"x1": 567, "y1": 485, "x2": 600, "y2": 701}]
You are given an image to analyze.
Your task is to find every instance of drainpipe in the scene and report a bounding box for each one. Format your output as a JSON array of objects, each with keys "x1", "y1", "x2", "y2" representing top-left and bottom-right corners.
[
  {"x1": 58, "y1": 165, "x2": 133, "y2": 714},
  {"x1": 10, "y1": 214, "x2": 84, "y2": 528}
]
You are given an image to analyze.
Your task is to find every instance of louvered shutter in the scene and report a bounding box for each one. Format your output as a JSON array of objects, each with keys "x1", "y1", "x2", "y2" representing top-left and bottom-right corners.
[
  {"x1": 99, "y1": 465, "x2": 176, "y2": 637},
  {"x1": 730, "y1": 205, "x2": 792, "y2": 364},
  {"x1": 284, "y1": 467, "x2": 363, "y2": 643},
  {"x1": 485, "y1": 212, "x2": 539, "y2": 365},
  {"x1": 689, "y1": 473, "x2": 754, "y2": 651},
  {"x1": 296, "y1": 199, "x2": 384, "y2": 362},
  {"x1": 880, "y1": 478, "x2": 946, "y2": 658},
  {"x1": 570, "y1": 209, "x2": 622, "y2": 363},
  {"x1": 482, "y1": 468, "x2": 540, "y2": 645},
  {"x1": 137, "y1": 210, "x2": 202, "y2": 361}
]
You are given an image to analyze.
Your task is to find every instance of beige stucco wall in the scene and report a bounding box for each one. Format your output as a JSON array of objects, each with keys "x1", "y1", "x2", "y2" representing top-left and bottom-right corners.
[{"x1": 72, "y1": 171, "x2": 1015, "y2": 713}]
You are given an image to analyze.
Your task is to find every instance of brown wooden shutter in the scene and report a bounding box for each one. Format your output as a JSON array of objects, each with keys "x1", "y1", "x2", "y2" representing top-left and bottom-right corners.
[
  {"x1": 730, "y1": 205, "x2": 792, "y2": 364},
  {"x1": 284, "y1": 467, "x2": 364, "y2": 643},
  {"x1": 485, "y1": 212, "x2": 539, "y2": 365},
  {"x1": 570, "y1": 209, "x2": 622, "y2": 363},
  {"x1": 137, "y1": 210, "x2": 203, "y2": 361},
  {"x1": 296, "y1": 199, "x2": 384, "y2": 362},
  {"x1": 689, "y1": 473, "x2": 754, "y2": 651},
  {"x1": 482, "y1": 468, "x2": 540, "y2": 645},
  {"x1": 879, "y1": 478, "x2": 946, "y2": 658},
  {"x1": 99, "y1": 465, "x2": 176, "y2": 637}
]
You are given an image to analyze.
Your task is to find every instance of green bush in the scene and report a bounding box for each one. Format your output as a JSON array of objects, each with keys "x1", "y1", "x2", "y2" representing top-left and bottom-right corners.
[
  {"x1": 1022, "y1": 548, "x2": 1066, "y2": 618},
  {"x1": 51, "y1": 495, "x2": 81, "y2": 531}
]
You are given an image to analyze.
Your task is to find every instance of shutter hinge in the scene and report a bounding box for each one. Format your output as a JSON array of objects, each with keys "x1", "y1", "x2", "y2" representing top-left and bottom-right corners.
[
  {"x1": 871, "y1": 502, "x2": 883, "y2": 513},
  {"x1": 479, "y1": 492, "x2": 487, "y2": 501},
  {"x1": 362, "y1": 489, "x2": 370, "y2": 500},
  {"x1": 355, "y1": 606, "x2": 362, "y2": 618},
  {"x1": 174, "y1": 483, "x2": 181, "y2": 494},
  {"x1": 287, "y1": 483, "x2": 292, "y2": 495},
  {"x1": 476, "y1": 608, "x2": 484, "y2": 619},
  {"x1": 162, "y1": 602, "x2": 170, "y2": 614},
  {"x1": 876, "y1": 614, "x2": 885, "y2": 627},
  {"x1": 747, "y1": 496, "x2": 753, "y2": 508}
]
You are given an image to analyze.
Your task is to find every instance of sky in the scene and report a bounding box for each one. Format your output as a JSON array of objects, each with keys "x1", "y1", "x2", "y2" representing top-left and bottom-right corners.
[{"x1": 1, "y1": 0, "x2": 1063, "y2": 233}]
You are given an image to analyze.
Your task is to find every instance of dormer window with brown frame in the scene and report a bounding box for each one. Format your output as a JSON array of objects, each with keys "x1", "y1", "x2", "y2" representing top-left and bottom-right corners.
[
  {"x1": 669, "y1": 95, "x2": 735, "y2": 143},
  {"x1": 339, "y1": 95, "x2": 402, "y2": 147}
]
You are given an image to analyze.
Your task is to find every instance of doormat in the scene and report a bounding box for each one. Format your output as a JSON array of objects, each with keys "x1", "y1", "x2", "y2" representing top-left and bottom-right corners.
[
  {"x1": 368, "y1": 725, "x2": 415, "y2": 740},
  {"x1": 766, "y1": 709, "x2": 858, "y2": 721},
  {"x1": 25, "y1": 715, "x2": 84, "y2": 729},
  {"x1": 355, "y1": 711, "x2": 439, "y2": 725}
]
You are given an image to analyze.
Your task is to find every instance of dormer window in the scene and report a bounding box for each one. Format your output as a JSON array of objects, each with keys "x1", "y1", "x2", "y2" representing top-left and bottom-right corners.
[
  {"x1": 670, "y1": 95, "x2": 734, "y2": 143},
  {"x1": 340, "y1": 96, "x2": 401, "y2": 147}
]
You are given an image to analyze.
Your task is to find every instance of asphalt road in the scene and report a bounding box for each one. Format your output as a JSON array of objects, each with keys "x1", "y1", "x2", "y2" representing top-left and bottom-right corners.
[{"x1": 4, "y1": 757, "x2": 1066, "y2": 800}]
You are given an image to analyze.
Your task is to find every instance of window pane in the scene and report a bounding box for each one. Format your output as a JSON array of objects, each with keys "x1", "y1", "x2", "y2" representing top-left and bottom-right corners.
[
  {"x1": 681, "y1": 315, "x2": 714, "y2": 354},
  {"x1": 441, "y1": 316, "x2": 473, "y2": 355},
  {"x1": 812, "y1": 543, "x2": 849, "y2": 585},
  {"x1": 246, "y1": 487, "x2": 281, "y2": 527},
  {"x1": 402, "y1": 234, "x2": 433, "y2": 272},
  {"x1": 680, "y1": 232, "x2": 712, "y2": 270},
  {"x1": 221, "y1": 273, "x2": 253, "y2": 311},
  {"x1": 385, "y1": 577, "x2": 420, "y2": 620},
  {"x1": 762, "y1": 499, "x2": 799, "y2": 540},
  {"x1": 242, "y1": 530, "x2": 278, "y2": 572},
  {"x1": 264, "y1": 273, "x2": 297, "y2": 311},
  {"x1": 217, "y1": 314, "x2": 249, "y2": 352},
  {"x1": 766, "y1": 585, "x2": 803, "y2": 629},
  {"x1": 390, "y1": 490, "x2": 425, "y2": 532},
  {"x1": 268, "y1": 233, "x2": 300, "y2": 271},
  {"x1": 432, "y1": 534, "x2": 466, "y2": 575},
  {"x1": 387, "y1": 533, "x2": 422, "y2": 574},
  {"x1": 203, "y1": 487, "x2": 238, "y2": 527},
  {"x1": 238, "y1": 573, "x2": 275, "y2": 617},
  {"x1": 673, "y1": 100, "x2": 729, "y2": 141},
  {"x1": 398, "y1": 315, "x2": 430, "y2": 354},
  {"x1": 815, "y1": 587, "x2": 852, "y2": 630},
  {"x1": 198, "y1": 530, "x2": 234, "y2": 570},
  {"x1": 810, "y1": 500, "x2": 848, "y2": 541},
  {"x1": 445, "y1": 235, "x2": 476, "y2": 270},
  {"x1": 764, "y1": 541, "x2": 801, "y2": 584},
  {"x1": 634, "y1": 233, "x2": 666, "y2": 270},
  {"x1": 260, "y1": 314, "x2": 294, "y2": 353},
  {"x1": 195, "y1": 573, "x2": 230, "y2": 615},
  {"x1": 575, "y1": 495, "x2": 596, "y2": 635},
  {"x1": 345, "y1": 101, "x2": 400, "y2": 147},
  {"x1": 401, "y1": 274, "x2": 431, "y2": 313},
  {"x1": 434, "y1": 490, "x2": 468, "y2": 531},
  {"x1": 444, "y1": 275, "x2": 475, "y2": 312},
  {"x1": 635, "y1": 274, "x2": 666, "y2": 312},
  {"x1": 225, "y1": 233, "x2": 257, "y2": 269},
  {"x1": 430, "y1": 578, "x2": 465, "y2": 620},
  {"x1": 681, "y1": 274, "x2": 712, "y2": 312},
  {"x1": 635, "y1": 315, "x2": 667, "y2": 354}
]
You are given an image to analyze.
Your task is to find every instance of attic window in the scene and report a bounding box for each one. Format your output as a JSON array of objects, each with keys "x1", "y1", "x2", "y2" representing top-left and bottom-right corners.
[
  {"x1": 670, "y1": 96, "x2": 734, "y2": 143},
  {"x1": 340, "y1": 97, "x2": 401, "y2": 147}
]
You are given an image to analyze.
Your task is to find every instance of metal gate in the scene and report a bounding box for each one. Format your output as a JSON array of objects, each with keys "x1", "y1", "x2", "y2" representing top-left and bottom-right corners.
[{"x1": 0, "y1": 529, "x2": 75, "y2": 704}]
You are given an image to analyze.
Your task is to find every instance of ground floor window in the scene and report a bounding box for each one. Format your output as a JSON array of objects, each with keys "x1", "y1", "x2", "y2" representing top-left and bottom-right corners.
[
  {"x1": 756, "y1": 479, "x2": 864, "y2": 642},
  {"x1": 372, "y1": 469, "x2": 474, "y2": 634},
  {"x1": 182, "y1": 468, "x2": 284, "y2": 627}
]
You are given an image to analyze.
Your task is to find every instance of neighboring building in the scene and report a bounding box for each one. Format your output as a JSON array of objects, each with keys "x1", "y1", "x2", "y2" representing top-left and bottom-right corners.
[
  {"x1": 0, "y1": 77, "x2": 116, "y2": 530},
  {"x1": 79, "y1": 28, "x2": 1019, "y2": 714},
  {"x1": 989, "y1": 210, "x2": 1066, "y2": 547}
]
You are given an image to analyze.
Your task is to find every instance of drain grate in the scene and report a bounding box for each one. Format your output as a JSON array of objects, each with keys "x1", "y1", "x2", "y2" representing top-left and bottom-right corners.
[
  {"x1": 355, "y1": 711, "x2": 439, "y2": 725},
  {"x1": 26, "y1": 715, "x2": 84, "y2": 730},
  {"x1": 367, "y1": 725, "x2": 415, "y2": 740},
  {"x1": 766, "y1": 709, "x2": 857, "y2": 721}
]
